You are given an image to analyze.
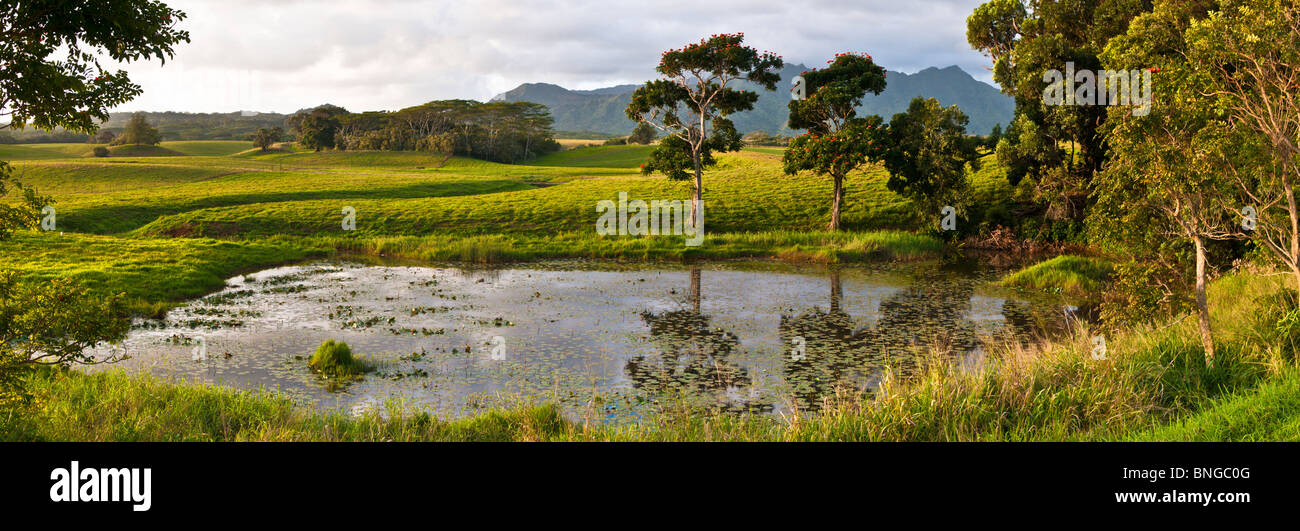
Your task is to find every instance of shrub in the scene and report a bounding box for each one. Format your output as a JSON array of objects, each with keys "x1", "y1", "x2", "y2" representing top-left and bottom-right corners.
[{"x1": 92, "y1": 146, "x2": 109, "y2": 157}]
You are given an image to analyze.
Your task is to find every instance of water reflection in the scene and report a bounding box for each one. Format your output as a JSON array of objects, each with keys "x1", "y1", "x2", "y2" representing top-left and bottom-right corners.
[
  {"x1": 628, "y1": 268, "x2": 771, "y2": 414},
  {"x1": 86, "y1": 260, "x2": 1080, "y2": 421}
]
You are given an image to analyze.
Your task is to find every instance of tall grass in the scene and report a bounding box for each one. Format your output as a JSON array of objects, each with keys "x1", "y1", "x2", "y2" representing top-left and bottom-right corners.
[
  {"x1": 1000, "y1": 255, "x2": 1113, "y2": 297},
  {"x1": 322, "y1": 229, "x2": 943, "y2": 264},
  {"x1": 1, "y1": 368, "x2": 568, "y2": 442}
]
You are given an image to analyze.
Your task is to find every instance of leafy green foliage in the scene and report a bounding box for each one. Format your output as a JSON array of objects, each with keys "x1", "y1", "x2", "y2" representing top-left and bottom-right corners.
[
  {"x1": 786, "y1": 53, "x2": 887, "y2": 132},
  {"x1": 113, "y1": 112, "x2": 161, "y2": 145},
  {"x1": 296, "y1": 109, "x2": 341, "y2": 152},
  {"x1": 0, "y1": 160, "x2": 51, "y2": 239},
  {"x1": 784, "y1": 118, "x2": 887, "y2": 181},
  {"x1": 0, "y1": 0, "x2": 189, "y2": 134},
  {"x1": 783, "y1": 52, "x2": 890, "y2": 229},
  {"x1": 331, "y1": 100, "x2": 560, "y2": 163},
  {"x1": 1184, "y1": 0, "x2": 1300, "y2": 292},
  {"x1": 639, "y1": 122, "x2": 742, "y2": 181},
  {"x1": 250, "y1": 126, "x2": 282, "y2": 151},
  {"x1": 880, "y1": 97, "x2": 981, "y2": 227},
  {"x1": 627, "y1": 33, "x2": 784, "y2": 208},
  {"x1": 1089, "y1": 0, "x2": 1247, "y2": 360},
  {"x1": 627, "y1": 122, "x2": 657, "y2": 145},
  {"x1": 0, "y1": 270, "x2": 130, "y2": 404},
  {"x1": 966, "y1": 0, "x2": 1150, "y2": 196}
]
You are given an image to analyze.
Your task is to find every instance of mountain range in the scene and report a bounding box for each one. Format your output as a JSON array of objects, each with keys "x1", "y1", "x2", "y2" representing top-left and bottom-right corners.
[{"x1": 491, "y1": 63, "x2": 1013, "y2": 136}]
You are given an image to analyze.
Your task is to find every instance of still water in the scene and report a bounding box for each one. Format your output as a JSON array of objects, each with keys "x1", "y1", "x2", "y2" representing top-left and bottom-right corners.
[{"x1": 89, "y1": 260, "x2": 1080, "y2": 420}]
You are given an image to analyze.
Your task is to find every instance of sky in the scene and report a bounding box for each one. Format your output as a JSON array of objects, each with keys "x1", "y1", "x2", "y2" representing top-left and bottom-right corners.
[{"x1": 105, "y1": 0, "x2": 995, "y2": 115}]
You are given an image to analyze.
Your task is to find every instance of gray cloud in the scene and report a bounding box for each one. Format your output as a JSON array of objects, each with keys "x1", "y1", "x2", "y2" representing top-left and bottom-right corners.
[{"x1": 108, "y1": 0, "x2": 994, "y2": 114}]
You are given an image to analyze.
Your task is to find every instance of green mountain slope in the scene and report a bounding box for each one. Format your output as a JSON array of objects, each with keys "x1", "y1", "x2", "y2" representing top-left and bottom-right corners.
[{"x1": 492, "y1": 63, "x2": 1013, "y2": 136}]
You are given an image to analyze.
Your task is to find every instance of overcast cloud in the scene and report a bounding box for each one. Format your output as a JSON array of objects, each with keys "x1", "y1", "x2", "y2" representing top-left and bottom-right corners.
[{"x1": 106, "y1": 0, "x2": 994, "y2": 114}]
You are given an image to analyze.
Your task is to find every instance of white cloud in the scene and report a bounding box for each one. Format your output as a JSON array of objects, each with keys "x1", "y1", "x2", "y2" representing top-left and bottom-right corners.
[{"x1": 105, "y1": 0, "x2": 994, "y2": 114}]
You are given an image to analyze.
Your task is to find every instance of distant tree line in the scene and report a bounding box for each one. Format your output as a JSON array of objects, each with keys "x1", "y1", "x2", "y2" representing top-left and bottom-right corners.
[
  {"x1": 101, "y1": 111, "x2": 287, "y2": 141},
  {"x1": 287, "y1": 100, "x2": 562, "y2": 163}
]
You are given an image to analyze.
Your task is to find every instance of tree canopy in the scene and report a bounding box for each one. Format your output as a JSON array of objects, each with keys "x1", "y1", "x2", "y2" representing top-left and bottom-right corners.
[
  {"x1": 0, "y1": 0, "x2": 190, "y2": 134},
  {"x1": 626, "y1": 33, "x2": 784, "y2": 224},
  {"x1": 783, "y1": 52, "x2": 890, "y2": 230},
  {"x1": 881, "y1": 97, "x2": 982, "y2": 231},
  {"x1": 967, "y1": 0, "x2": 1153, "y2": 221},
  {"x1": 114, "y1": 112, "x2": 161, "y2": 145}
]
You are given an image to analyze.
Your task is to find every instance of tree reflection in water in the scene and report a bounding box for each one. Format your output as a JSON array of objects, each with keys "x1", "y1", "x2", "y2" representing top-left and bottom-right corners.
[
  {"x1": 779, "y1": 267, "x2": 981, "y2": 414},
  {"x1": 627, "y1": 265, "x2": 1067, "y2": 417},
  {"x1": 625, "y1": 268, "x2": 772, "y2": 414}
]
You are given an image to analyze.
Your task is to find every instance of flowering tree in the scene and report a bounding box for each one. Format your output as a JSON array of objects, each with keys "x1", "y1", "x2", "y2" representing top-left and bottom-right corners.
[
  {"x1": 626, "y1": 33, "x2": 783, "y2": 226},
  {"x1": 783, "y1": 52, "x2": 889, "y2": 230}
]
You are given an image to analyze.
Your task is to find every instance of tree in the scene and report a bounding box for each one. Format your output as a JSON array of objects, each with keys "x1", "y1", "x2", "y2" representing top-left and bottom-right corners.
[
  {"x1": 288, "y1": 104, "x2": 348, "y2": 152},
  {"x1": 0, "y1": 161, "x2": 48, "y2": 240},
  {"x1": 251, "y1": 126, "x2": 283, "y2": 151},
  {"x1": 985, "y1": 123, "x2": 1003, "y2": 150},
  {"x1": 115, "y1": 112, "x2": 161, "y2": 145},
  {"x1": 783, "y1": 52, "x2": 889, "y2": 230},
  {"x1": 967, "y1": 0, "x2": 1152, "y2": 221},
  {"x1": 2, "y1": 1, "x2": 187, "y2": 240},
  {"x1": 626, "y1": 33, "x2": 784, "y2": 226},
  {"x1": 0, "y1": 0, "x2": 185, "y2": 404},
  {"x1": 89, "y1": 130, "x2": 115, "y2": 144},
  {"x1": 298, "y1": 110, "x2": 340, "y2": 152},
  {"x1": 0, "y1": 1, "x2": 189, "y2": 133},
  {"x1": 1186, "y1": 0, "x2": 1300, "y2": 295},
  {"x1": 1089, "y1": 0, "x2": 1245, "y2": 364},
  {"x1": 0, "y1": 272, "x2": 130, "y2": 406},
  {"x1": 881, "y1": 97, "x2": 982, "y2": 231},
  {"x1": 628, "y1": 122, "x2": 658, "y2": 145}
]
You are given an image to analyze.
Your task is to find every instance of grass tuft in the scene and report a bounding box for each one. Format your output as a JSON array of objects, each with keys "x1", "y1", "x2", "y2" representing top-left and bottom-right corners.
[
  {"x1": 1000, "y1": 255, "x2": 1113, "y2": 297},
  {"x1": 308, "y1": 340, "x2": 373, "y2": 377}
]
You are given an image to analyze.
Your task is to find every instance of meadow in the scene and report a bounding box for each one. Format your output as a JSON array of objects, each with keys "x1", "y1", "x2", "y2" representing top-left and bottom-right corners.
[
  {"x1": 1, "y1": 140, "x2": 1295, "y2": 441},
  {"x1": 2, "y1": 141, "x2": 994, "y2": 310}
]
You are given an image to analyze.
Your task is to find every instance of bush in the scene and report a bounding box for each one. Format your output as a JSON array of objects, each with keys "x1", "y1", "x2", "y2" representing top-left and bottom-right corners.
[
  {"x1": 603, "y1": 136, "x2": 628, "y2": 145},
  {"x1": 308, "y1": 339, "x2": 371, "y2": 377},
  {"x1": 92, "y1": 146, "x2": 109, "y2": 157},
  {"x1": 628, "y1": 122, "x2": 658, "y2": 144}
]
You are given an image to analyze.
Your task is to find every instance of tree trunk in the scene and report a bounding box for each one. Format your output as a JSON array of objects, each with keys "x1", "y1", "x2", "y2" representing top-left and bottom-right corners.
[
  {"x1": 829, "y1": 270, "x2": 842, "y2": 313},
  {"x1": 689, "y1": 267, "x2": 701, "y2": 313},
  {"x1": 829, "y1": 173, "x2": 844, "y2": 231},
  {"x1": 1292, "y1": 264, "x2": 1300, "y2": 297},
  {"x1": 1193, "y1": 236, "x2": 1216, "y2": 367},
  {"x1": 690, "y1": 157, "x2": 703, "y2": 228}
]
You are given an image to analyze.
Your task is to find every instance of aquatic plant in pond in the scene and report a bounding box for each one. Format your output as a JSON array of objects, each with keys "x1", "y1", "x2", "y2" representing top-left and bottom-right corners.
[{"x1": 309, "y1": 339, "x2": 372, "y2": 377}]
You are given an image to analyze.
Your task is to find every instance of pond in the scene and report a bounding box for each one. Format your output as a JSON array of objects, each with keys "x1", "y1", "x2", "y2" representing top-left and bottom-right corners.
[{"x1": 88, "y1": 259, "x2": 1084, "y2": 421}]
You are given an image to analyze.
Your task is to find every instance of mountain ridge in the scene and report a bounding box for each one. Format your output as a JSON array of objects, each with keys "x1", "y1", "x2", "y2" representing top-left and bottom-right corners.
[{"x1": 492, "y1": 63, "x2": 1012, "y2": 136}]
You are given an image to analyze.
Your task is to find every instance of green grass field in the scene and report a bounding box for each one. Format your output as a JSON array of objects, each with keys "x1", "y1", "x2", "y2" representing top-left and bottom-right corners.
[
  {"x1": 6, "y1": 143, "x2": 1010, "y2": 238},
  {"x1": 3, "y1": 141, "x2": 973, "y2": 310}
]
